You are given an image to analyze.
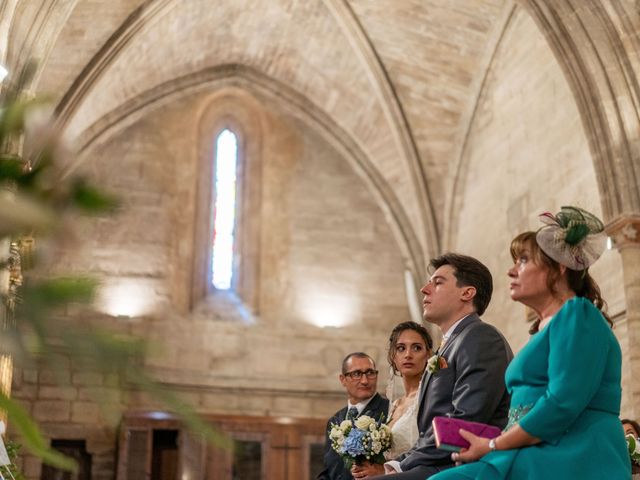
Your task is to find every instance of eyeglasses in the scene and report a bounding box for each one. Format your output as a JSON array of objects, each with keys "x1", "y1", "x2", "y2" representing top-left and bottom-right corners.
[{"x1": 343, "y1": 369, "x2": 379, "y2": 380}]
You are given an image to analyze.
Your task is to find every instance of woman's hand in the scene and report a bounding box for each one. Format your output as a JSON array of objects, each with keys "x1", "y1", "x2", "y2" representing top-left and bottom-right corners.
[
  {"x1": 451, "y1": 424, "x2": 540, "y2": 464},
  {"x1": 450, "y1": 429, "x2": 491, "y2": 464},
  {"x1": 350, "y1": 461, "x2": 385, "y2": 478}
]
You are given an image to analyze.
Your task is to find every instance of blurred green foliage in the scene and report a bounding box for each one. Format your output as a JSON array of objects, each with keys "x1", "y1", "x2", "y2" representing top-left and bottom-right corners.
[
  {"x1": 0, "y1": 63, "x2": 230, "y2": 473},
  {"x1": 5, "y1": 441, "x2": 26, "y2": 480}
]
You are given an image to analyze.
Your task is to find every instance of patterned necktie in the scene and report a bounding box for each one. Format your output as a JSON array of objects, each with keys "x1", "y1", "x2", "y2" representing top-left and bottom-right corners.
[{"x1": 346, "y1": 406, "x2": 359, "y2": 420}]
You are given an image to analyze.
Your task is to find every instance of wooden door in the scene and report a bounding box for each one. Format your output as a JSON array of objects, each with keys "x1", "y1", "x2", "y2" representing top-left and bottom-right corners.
[
  {"x1": 117, "y1": 412, "x2": 326, "y2": 480},
  {"x1": 205, "y1": 415, "x2": 326, "y2": 480}
]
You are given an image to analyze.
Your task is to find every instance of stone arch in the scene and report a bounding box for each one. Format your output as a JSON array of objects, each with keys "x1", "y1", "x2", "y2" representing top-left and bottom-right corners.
[
  {"x1": 444, "y1": 2, "x2": 517, "y2": 249},
  {"x1": 446, "y1": 0, "x2": 640, "y2": 415},
  {"x1": 65, "y1": 64, "x2": 427, "y2": 289},
  {"x1": 50, "y1": 0, "x2": 439, "y2": 281},
  {"x1": 191, "y1": 89, "x2": 266, "y2": 312},
  {"x1": 522, "y1": 0, "x2": 640, "y2": 418},
  {"x1": 517, "y1": 0, "x2": 640, "y2": 219},
  {"x1": 3, "y1": 0, "x2": 79, "y2": 90},
  {"x1": 511, "y1": 0, "x2": 640, "y2": 418},
  {"x1": 53, "y1": 0, "x2": 175, "y2": 125},
  {"x1": 323, "y1": 0, "x2": 440, "y2": 260},
  {"x1": 448, "y1": 1, "x2": 640, "y2": 247}
]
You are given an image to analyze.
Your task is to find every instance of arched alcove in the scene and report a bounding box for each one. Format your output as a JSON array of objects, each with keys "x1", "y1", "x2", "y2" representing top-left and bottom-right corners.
[
  {"x1": 450, "y1": 6, "x2": 625, "y2": 354},
  {"x1": 190, "y1": 89, "x2": 265, "y2": 315}
]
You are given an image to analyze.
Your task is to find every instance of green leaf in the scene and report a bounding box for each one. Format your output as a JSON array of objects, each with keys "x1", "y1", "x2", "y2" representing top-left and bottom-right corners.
[
  {"x1": 0, "y1": 393, "x2": 77, "y2": 472},
  {"x1": 71, "y1": 179, "x2": 120, "y2": 213},
  {"x1": 126, "y1": 370, "x2": 232, "y2": 450},
  {"x1": 5, "y1": 440, "x2": 27, "y2": 480},
  {"x1": 0, "y1": 76, "x2": 226, "y2": 471},
  {"x1": 0, "y1": 97, "x2": 49, "y2": 140},
  {"x1": 22, "y1": 277, "x2": 98, "y2": 306},
  {"x1": 0, "y1": 156, "x2": 25, "y2": 181}
]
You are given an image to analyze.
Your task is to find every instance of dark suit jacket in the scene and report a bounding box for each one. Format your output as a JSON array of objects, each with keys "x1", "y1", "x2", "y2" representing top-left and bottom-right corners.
[
  {"x1": 396, "y1": 314, "x2": 513, "y2": 472},
  {"x1": 317, "y1": 393, "x2": 390, "y2": 480}
]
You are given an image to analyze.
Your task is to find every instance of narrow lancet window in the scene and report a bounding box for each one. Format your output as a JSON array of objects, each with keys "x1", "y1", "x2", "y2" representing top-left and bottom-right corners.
[{"x1": 211, "y1": 129, "x2": 238, "y2": 290}]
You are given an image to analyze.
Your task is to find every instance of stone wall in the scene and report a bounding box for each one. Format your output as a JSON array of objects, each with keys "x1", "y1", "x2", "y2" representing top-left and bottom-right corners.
[
  {"x1": 9, "y1": 87, "x2": 411, "y2": 478},
  {"x1": 452, "y1": 7, "x2": 630, "y2": 411},
  {"x1": 5, "y1": 2, "x2": 640, "y2": 477},
  {"x1": 75, "y1": 85, "x2": 411, "y2": 380},
  {"x1": 10, "y1": 354, "x2": 124, "y2": 479}
]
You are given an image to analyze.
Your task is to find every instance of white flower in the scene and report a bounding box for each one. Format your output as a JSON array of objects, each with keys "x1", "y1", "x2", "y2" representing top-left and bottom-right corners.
[
  {"x1": 329, "y1": 426, "x2": 344, "y2": 441},
  {"x1": 354, "y1": 415, "x2": 375, "y2": 430},
  {"x1": 627, "y1": 434, "x2": 640, "y2": 464},
  {"x1": 427, "y1": 355, "x2": 438, "y2": 372},
  {"x1": 427, "y1": 353, "x2": 448, "y2": 373},
  {"x1": 329, "y1": 416, "x2": 393, "y2": 464}
]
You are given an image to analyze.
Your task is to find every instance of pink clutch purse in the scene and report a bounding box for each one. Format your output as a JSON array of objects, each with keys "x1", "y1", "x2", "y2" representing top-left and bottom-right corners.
[{"x1": 432, "y1": 416, "x2": 501, "y2": 452}]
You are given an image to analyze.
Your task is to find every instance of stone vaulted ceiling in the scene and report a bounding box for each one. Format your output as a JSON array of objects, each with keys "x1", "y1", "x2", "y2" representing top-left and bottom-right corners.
[{"x1": 4, "y1": 0, "x2": 511, "y2": 278}]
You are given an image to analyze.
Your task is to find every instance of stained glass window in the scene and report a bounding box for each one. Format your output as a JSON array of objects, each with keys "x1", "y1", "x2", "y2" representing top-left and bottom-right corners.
[{"x1": 211, "y1": 129, "x2": 238, "y2": 290}]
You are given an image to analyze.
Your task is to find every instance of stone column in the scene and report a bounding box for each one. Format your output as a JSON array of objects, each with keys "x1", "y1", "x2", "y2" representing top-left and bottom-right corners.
[{"x1": 607, "y1": 214, "x2": 640, "y2": 418}]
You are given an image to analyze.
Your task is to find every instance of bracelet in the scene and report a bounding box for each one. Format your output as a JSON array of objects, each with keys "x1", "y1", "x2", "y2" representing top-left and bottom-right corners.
[{"x1": 488, "y1": 437, "x2": 498, "y2": 451}]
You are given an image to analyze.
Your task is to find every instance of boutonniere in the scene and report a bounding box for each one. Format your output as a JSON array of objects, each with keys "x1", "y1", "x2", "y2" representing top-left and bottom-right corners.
[
  {"x1": 626, "y1": 434, "x2": 640, "y2": 466},
  {"x1": 427, "y1": 353, "x2": 448, "y2": 374}
]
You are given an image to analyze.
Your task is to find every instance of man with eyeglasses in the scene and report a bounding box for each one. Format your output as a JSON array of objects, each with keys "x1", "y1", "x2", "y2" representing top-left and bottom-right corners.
[{"x1": 317, "y1": 352, "x2": 389, "y2": 480}]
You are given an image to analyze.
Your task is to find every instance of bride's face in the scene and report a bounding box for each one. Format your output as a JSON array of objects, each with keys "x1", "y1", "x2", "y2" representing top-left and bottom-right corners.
[{"x1": 393, "y1": 330, "x2": 429, "y2": 377}]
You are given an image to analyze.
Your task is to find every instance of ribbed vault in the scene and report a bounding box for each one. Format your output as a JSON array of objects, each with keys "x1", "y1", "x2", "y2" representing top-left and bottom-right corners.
[{"x1": 4, "y1": 0, "x2": 640, "y2": 271}]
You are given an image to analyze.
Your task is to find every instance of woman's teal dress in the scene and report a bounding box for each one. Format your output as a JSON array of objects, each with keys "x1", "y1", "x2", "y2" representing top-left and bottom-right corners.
[{"x1": 431, "y1": 297, "x2": 630, "y2": 479}]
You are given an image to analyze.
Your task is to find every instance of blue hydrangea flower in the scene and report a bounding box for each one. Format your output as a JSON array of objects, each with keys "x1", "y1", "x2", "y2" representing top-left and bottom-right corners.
[{"x1": 340, "y1": 428, "x2": 367, "y2": 456}]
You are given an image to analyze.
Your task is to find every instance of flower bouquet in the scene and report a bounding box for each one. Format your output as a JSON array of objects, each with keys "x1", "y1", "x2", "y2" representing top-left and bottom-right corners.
[{"x1": 329, "y1": 415, "x2": 392, "y2": 469}]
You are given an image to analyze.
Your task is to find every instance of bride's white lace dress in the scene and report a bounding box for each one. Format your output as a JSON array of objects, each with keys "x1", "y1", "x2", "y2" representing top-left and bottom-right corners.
[{"x1": 384, "y1": 394, "x2": 419, "y2": 460}]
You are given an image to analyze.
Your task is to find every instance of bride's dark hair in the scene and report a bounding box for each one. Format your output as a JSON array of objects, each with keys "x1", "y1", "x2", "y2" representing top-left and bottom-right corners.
[{"x1": 387, "y1": 321, "x2": 433, "y2": 375}]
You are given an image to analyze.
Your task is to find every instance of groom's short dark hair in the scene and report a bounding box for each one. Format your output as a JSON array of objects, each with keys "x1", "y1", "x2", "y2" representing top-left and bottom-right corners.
[
  {"x1": 430, "y1": 253, "x2": 493, "y2": 316},
  {"x1": 341, "y1": 352, "x2": 375, "y2": 374}
]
